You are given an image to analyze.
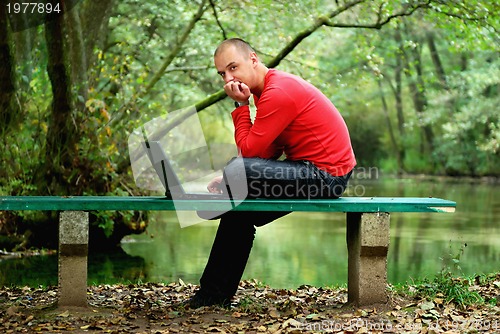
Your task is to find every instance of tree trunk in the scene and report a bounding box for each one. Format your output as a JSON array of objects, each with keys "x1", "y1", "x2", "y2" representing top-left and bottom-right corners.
[
  {"x1": 41, "y1": 2, "x2": 77, "y2": 194},
  {"x1": 0, "y1": 4, "x2": 18, "y2": 134},
  {"x1": 394, "y1": 31, "x2": 405, "y2": 136},
  {"x1": 426, "y1": 31, "x2": 448, "y2": 90},
  {"x1": 460, "y1": 52, "x2": 468, "y2": 71},
  {"x1": 401, "y1": 26, "x2": 434, "y2": 154},
  {"x1": 80, "y1": 0, "x2": 114, "y2": 76},
  {"x1": 65, "y1": 2, "x2": 88, "y2": 108},
  {"x1": 13, "y1": 14, "x2": 33, "y2": 92},
  {"x1": 394, "y1": 27, "x2": 406, "y2": 169},
  {"x1": 378, "y1": 79, "x2": 403, "y2": 174}
]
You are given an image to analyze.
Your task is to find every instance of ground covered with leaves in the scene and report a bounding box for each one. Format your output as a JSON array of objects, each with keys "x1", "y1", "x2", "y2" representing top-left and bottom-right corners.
[{"x1": 1, "y1": 275, "x2": 499, "y2": 334}]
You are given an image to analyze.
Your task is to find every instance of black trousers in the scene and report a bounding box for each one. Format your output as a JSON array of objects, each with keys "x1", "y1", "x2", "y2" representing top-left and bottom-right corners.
[{"x1": 199, "y1": 157, "x2": 352, "y2": 300}]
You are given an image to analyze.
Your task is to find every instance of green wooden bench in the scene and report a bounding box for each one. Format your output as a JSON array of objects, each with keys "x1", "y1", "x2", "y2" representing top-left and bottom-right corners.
[{"x1": 0, "y1": 196, "x2": 456, "y2": 308}]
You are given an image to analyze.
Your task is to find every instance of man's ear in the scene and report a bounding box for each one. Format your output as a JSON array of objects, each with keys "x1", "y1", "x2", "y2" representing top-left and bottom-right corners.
[{"x1": 250, "y1": 52, "x2": 259, "y2": 67}]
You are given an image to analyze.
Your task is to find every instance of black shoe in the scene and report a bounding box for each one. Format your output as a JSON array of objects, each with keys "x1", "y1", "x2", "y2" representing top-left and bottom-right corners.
[{"x1": 187, "y1": 291, "x2": 231, "y2": 309}]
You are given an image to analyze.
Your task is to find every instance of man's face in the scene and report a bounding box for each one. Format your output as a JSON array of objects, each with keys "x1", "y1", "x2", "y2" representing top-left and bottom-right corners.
[{"x1": 214, "y1": 45, "x2": 257, "y2": 88}]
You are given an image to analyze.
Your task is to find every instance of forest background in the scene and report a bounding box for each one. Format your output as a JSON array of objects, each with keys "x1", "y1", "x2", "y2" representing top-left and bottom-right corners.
[{"x1": 0, "y1": 0, "x2": 498, "y2": 251}]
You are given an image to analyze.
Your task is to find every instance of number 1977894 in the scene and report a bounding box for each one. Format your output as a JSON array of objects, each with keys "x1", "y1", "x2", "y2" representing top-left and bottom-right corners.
[{"x1": 6, "y1": 2, "x2": 61, "y2": 14}]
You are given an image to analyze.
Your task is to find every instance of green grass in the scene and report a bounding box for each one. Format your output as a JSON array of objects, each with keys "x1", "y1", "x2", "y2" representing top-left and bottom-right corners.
[
  {"x1": 415, "y1": 272, "x2": 483, "y2": 308},
  {"x1": 393, "y1": 243, "x2": 487, "y2": 309}
]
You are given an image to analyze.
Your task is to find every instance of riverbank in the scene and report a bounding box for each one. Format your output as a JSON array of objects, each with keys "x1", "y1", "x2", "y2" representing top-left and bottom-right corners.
[{"x1": 1, "y1": 274, "x2": 499, "y2": 334}]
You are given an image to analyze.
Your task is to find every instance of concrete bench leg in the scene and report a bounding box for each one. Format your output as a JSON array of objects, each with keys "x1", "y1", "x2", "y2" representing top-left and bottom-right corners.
[
  {"x1": 58, "y1": 211, "x2": 89, "y2": 308},
  {"x1": 346, "y1": 212, "x2": 390, "y2": 306}
]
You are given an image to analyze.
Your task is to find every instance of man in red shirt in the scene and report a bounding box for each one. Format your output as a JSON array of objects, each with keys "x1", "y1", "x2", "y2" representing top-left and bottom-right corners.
[{"x1": 188, "y1": 38, "x2": 356, "y2": 308}]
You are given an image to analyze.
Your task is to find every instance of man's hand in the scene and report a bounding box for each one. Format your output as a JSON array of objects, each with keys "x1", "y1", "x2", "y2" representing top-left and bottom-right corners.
[
  {"x1": 224, "y1": 80, "x2": 250, "y2": 104},
  {"x1": 207, "y1": 175, "x2": 224, "y2": 194}
]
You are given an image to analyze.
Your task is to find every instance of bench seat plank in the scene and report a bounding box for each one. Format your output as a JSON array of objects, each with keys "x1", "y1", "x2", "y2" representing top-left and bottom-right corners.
[{"x1": 0, "y1": 196, "x2": 456, "y2": 213}]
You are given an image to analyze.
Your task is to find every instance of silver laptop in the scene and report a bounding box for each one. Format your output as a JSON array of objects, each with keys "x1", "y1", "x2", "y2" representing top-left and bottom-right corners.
[{"x1": 142, "y1": 140, "x2": 230, "y2": 200}]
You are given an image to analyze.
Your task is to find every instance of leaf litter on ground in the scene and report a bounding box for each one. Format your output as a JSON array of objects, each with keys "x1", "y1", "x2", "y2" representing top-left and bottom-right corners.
[{"x1": 0, "y1": 274, "x2": 499, "y2": 333}]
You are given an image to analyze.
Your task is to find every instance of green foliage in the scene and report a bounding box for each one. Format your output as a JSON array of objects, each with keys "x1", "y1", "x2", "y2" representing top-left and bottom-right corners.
[
  {"x1": 432, "y1": 53, "x2": 500, "y2": 176},
  {"x1": 92, "y1": 211, "x2": 115, "y2": 239}
]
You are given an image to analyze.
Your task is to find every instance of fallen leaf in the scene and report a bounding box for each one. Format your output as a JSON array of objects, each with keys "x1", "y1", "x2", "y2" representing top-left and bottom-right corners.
[
  {"x1": 281, "y1": 318, "x2": 303, "y2": 329},
  {"x1": 306, "y1": 313, "x2": 321, "y2": 321},
  {"x1": 419, "y1": 301, "x2": 435, "y2": 310},
  {"x1": 57, "y1": 310, "x2": 70, "y2": 318},
  {"x1": 422, "y1": 309, "x2": 440, "y2": 320},
  {"x1": 434, "y1": 297, "x2": 444, "y2": 305},
  {"x1": 269, "y1": 309, "x2": 280, "y2": 319}
]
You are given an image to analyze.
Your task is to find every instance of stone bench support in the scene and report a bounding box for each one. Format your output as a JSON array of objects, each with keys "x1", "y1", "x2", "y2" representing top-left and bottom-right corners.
[
  {"x1": 58, "y1": 211, "x2": 89, "y2": 308},
  {"x1": 347, "y1": 212, "x2": 390, "y2": 305}
]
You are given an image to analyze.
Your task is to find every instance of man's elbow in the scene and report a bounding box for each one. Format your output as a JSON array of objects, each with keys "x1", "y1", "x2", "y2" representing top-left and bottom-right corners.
[{"x1": 239, "y1": 146, "x2": 280, "y2": 160}]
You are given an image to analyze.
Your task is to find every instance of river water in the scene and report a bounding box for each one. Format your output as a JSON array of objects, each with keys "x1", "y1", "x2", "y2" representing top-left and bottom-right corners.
[{"x1": 1, "y1": 176, "x2": 498, "y2": 288}]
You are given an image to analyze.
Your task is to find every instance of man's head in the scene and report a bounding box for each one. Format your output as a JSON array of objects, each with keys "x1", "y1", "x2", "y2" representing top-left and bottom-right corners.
[
  {"x1": 214, "y1": 38, "x2": 255, "y2": 59},
  {"x1": 214, "y1": 38, "x2": 267, "y2": 94}
]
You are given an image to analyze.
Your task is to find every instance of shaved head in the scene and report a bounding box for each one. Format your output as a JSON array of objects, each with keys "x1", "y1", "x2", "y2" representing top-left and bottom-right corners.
[{"x1": 214, "y1": 38, "x2": 256, "y2": 58}]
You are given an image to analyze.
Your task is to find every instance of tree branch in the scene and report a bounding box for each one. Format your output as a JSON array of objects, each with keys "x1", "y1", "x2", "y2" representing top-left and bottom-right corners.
[
  {"x1": 324, "y1": 1, "x2": 431, "y2": 29},
  {"x1": 112, "y1": 0, "x2": 209, "y2": 122},
  {"x1": 267, "y1": 0, "x2": 366, "y2": 68},
  {"x1": 209, "y1": 0, "x2": 228, "y2": 40},
  {"x1": 431, "y1": 8, "x2": 499, "y2": 35},
  {"x1": 142, "y1": 0, "x2": 209, "y2": 95},
  {"x1": 165, "y1": 65, "x2": 211, "y2": 73}
]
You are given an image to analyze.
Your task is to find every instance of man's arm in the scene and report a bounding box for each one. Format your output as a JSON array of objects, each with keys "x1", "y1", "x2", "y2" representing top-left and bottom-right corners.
[{"x1": 232, "y1": 87, "x2": 297, "y2": 158}]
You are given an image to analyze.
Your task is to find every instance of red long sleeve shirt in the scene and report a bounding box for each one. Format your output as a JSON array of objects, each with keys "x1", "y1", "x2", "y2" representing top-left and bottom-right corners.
[{"x1": 231, "y1": 69, "x2": 356, "y2": 176}]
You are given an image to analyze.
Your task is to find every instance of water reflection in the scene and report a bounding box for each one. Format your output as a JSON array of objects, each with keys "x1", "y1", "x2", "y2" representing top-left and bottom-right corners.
[
  {"x1": 0, "y1": 177, "x2": 498, "y2": 288},
  {"x1": 0, "y1": 249, "x2": 146, "y2": 287}
]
